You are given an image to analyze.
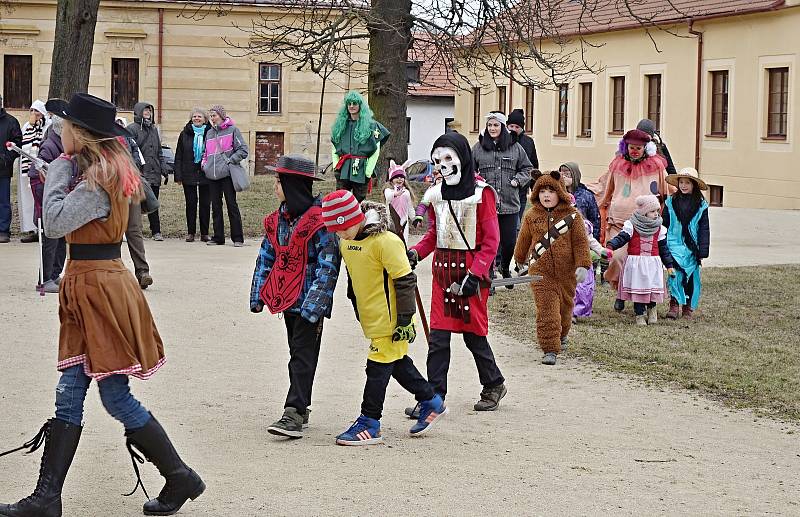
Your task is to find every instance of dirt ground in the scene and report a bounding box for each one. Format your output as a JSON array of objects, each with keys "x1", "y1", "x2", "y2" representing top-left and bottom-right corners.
[{"x1": 1, "y1": 207, "x2": 799, "y2": 516}]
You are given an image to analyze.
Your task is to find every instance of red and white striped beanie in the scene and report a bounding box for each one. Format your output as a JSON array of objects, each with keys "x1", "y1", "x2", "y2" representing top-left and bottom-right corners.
[{"x1": 321, "y1": 190, "x2": 365, "y2": 232}]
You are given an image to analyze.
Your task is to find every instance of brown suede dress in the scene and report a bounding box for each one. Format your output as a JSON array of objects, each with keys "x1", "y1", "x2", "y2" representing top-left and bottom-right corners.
[{"x1": 57, "y1": 193, "x2": 165, "y2": 380}]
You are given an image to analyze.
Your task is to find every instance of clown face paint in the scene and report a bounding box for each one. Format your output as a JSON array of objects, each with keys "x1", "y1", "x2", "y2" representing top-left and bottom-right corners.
[{"x1": 431, "y1": 146, "x2": 461, "y2": 186}]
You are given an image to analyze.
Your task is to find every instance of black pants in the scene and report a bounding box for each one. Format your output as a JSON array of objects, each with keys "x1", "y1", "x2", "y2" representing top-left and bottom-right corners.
[
  {"x1": 209, "y1": 176, "x2": 243, "y2": 244},
  {"x1": 361, "y1": 356, "x2": 433, "y2": 420},
  {"x1": 497, "y1": 213, "x2": 518, "y2": 272},
  {"x1": 183, "y1": 183, "x2": 210, "y2": 236},
  {"x1": 426, "y1": 330, "x2": 505, "y2": 398},
  {"x1": 283, "y1": 313, "x2": 323, "y2": 413},
  {"x1": 147, "y1": 184, "x2": 161, "y2": 235},
  {"x1": 634, "y1": 302, "x2": 657, "y2": 315},
  {"x1": 336, "y1": 178, "x2": 369, "y2": 202},
  {"x1": 41, "y1": 231, "x2": 66, "y2": 282}
]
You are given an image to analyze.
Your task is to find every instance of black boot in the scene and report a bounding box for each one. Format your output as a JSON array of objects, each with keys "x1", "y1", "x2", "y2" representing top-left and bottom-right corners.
[
  {"x1": 0, "y1": 419, "x2": 82, "y2": 517},
  {"x1": 125, "y1": 415, "x2": 205, "y2": 516}
]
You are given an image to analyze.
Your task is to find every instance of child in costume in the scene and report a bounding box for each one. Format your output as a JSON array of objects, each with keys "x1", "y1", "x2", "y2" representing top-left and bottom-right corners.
[
  {"x1": 321, "y1": 190, "x2": 446, "y2": 445},
  {"x1": 406, "y1": 132, "x2": 508, "y2": 416},
  {"x1": 250, "y1": 155, "x2": 340, "y2": 439},
  {"x1": 663, "y1": 168, "x2": 710, "y2": 320},
  {"x1": 606, "y1": 194, "x2": 675, "y2": 326},
  {"x1": 560, "y1": 162, "x2": 609, "y2": 322},
  {"x1": 599, "y1": 129, "x2": 672, "y2": 312},
  {"x1": 514, "y1": 171, "x2": 591, "y2": 365},
  {"x1": 383, "y1": 159, "x2": 416, "y2": 242},
  {"x1": 411, "y1": 169, "x2": 442, "y2": 229},
  {"x1": 0, "y1": 94, "x2": 204, "y2": 517}
]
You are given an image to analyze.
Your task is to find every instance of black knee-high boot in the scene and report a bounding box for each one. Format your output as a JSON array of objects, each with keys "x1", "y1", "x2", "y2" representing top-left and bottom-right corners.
[
  {"x1": 125, "y1": 414, "x2": 205, "y2": 516},
  {"x1": 0, "y1": 419, "x2": 82, "y2": 517}
]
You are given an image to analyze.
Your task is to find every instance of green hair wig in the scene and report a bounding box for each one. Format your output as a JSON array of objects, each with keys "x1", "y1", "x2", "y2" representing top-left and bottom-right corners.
[{"x1": 331, "y1": 90, "x2": 376, "y2": 145}]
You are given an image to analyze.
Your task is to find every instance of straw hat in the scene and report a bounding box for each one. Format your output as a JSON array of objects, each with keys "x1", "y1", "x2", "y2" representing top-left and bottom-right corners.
[{"x1": 666, "y1": 167, "x2": 708, "y2": 191}]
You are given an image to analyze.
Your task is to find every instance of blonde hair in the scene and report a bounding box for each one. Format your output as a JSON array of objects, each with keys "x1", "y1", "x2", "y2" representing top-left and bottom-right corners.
[
  {"x1": 384, "y1": 176, "x2": 417, "y2": 204},
  {"x1": 68, "y1": 121, "x2": 143, "y2": 202}
]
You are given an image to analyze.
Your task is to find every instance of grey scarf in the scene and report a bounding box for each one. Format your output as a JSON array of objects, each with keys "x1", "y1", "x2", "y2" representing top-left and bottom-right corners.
[{"x1": 630, "y1": 211, "x2": 662, "y2": 237}]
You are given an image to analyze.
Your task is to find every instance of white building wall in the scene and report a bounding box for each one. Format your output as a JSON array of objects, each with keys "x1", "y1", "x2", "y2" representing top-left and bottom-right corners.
[{"x1": 407, "y1": 97, "x2": 454, "y2": 163}]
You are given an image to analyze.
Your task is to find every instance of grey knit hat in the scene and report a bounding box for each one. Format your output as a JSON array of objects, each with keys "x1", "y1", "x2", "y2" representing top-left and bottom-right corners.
[
  {"x1": 636, "y1": 119, "x2": 657, "y2": 136},
  {"x1": 209, "y1": 105, "x2": 226, "y2": 119}
]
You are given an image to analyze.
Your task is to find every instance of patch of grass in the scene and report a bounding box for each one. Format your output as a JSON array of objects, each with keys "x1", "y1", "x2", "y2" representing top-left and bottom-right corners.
[{"x1": 490, "y1": 265, "x2": 800, "y2": 421}]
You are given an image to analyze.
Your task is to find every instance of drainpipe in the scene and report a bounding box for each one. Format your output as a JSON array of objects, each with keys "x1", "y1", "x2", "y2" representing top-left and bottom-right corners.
[
  {"x1": 688, "y1": 20, "x2": 703, "y2": 171},
  {"x1": 508, "y1": 60, "x2": 514, "y2": 112},
  {"x1": 157, "y1": 8, "x2": 164, "y2": 124}
]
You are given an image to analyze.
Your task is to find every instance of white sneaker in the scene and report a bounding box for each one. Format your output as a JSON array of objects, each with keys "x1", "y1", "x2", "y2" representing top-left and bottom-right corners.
[{"x1": 42, "y1": 279, "x2": 60, "y2": 294}]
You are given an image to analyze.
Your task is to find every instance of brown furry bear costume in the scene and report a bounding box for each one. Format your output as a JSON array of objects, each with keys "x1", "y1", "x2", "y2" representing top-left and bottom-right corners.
[{"x1": 514, "y1": 171, "x2": 591, "y2": 355}]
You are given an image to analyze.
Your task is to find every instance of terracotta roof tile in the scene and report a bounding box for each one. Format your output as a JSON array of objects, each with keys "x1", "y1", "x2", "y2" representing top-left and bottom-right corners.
[{"x1": 408, "y1": 37, "x2": 455, "y2": 98}]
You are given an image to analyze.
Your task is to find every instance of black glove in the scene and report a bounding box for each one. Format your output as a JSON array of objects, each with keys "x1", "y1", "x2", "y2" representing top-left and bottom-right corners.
[
  {"x1": 251, "y1": 302, "x2": 264, "y2": 314},
  {"x1": 392, "y1": 313, "x2": 416, "y2": 343},
  {"x1": 406, "y1": 249, "x2": 418, "y2": 270},
  {"x1": 459, "y1": 274, "x2": 481, "y2": 298},
  {"x1": 162, "y1": 173, "x2": 169, "y2": 185}
]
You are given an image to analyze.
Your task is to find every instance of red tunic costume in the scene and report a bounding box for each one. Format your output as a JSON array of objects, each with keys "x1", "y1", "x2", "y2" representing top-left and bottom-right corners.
[{"x1": 412, "y1": 183, "x2": 499, "y2": 336}]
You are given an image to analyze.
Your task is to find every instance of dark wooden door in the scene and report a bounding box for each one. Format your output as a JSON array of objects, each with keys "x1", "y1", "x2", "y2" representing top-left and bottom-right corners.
[{"x1": 254, "y1": 132, "x2": 284, "y2": 175}]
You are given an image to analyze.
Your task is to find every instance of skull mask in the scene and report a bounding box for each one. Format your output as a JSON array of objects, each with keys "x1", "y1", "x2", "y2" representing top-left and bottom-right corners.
[{"x1": 431, "y1": 146, "x2": 461, "y2": 186}]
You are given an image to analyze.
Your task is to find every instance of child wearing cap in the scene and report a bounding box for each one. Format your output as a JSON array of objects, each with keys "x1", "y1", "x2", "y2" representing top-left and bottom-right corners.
[
  {"x1": 250, "y1": 155, "x2": 341, "y2": 439},
  {"x1": 606, "y1": 194, "x2": 676, "y2": 326},
  {"x1": 514, "y1": 171, "x2": 591, "y2": 366},
  {"x1": 663, "y1": 168, "x2": 710, "y2": 320},
  {"x1": 383, "y1": 159, "x2": 416, "y2": 242},
  {"x1": 321, "y1": 190, "x2": 446, "y2": 445}
]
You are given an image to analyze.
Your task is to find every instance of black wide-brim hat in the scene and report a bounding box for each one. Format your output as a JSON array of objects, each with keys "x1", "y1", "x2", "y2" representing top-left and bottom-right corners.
[
  {"x1": 45, "y1": 93, "x2": 132, "y2": 138},
  {"x1": 269, "y1": 154, "x2": 324, "y2": 181}
]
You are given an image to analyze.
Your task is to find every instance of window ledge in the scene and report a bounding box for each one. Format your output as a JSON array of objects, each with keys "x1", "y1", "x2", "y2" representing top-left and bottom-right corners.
[
  {"x1": 608, "y1": 131, "x2": 624, "y2": 136},
  {"x1": 761, "y1": 136, "x2": 788, "y2": 142},
  {"x1": 552, "y1": 134, "x2": 568, "y2": 138},
  {"x1": 577, "y1": 134, "x2": 592, "y2": 139},
  {"x1": 704, "y1": 133, "x2": 728, "y2": 139},
  {"x1": 0, "y1": 24, "x2": 40, "y2": 36},
  {"x1": 105, "y1": 29, "x2": 147, "y2": 39}
]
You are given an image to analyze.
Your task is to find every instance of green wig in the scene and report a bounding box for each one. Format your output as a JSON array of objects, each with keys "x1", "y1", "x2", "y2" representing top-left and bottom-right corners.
[{"x1": 331, "y1": 90, "x2": 376, "y2": 145}]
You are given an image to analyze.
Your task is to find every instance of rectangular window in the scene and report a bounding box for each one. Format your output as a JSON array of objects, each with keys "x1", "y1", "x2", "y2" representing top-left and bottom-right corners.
[
  {"x1": 406, "y1": 62, "x2": 421, "y2": 84},
  {"x1": 3, "y1": 55, "x2": 32, "y2": 109},
  {"x1": 611, "y1": 76, "x2": 625, "y2": 133},
  {"x1": 472, "y1": 87, "x2": 481, "y2": 132},
  {"x1": 646, "y1": 74, "x2": 662, "y2": 131},
  {"x1": 710, "y1": 70, "x2": 729, "y2": 136},
  {"x1": 111, "y1": 58, "x2": 139, "y2": 111},
  {"x1": 557, "y1": 83, "x2": 568, "y2": 136},
  {"x1": 767, "y1": 67, "x2": 789, "y2": 138},
  {"x1": 258, "y1": 63, "x2": 282, "y2": 114},
  {"x1": 580, "y1": 82, "x2": 592, "y2": 137},
  {"x1": 497, "y1": 86, "x2": 506, "y2": 113},
  {"x1": 525, "y1": 87, "x2": 534, "y2": 130}
]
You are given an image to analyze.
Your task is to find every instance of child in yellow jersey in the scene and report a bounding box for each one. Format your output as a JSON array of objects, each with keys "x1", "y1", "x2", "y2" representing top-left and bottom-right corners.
[{"x1": 321, "y1": 190, "x2": 446, "y2": 445}]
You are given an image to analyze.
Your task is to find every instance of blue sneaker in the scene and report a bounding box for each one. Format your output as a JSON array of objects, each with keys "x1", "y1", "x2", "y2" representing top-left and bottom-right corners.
[
  {"x1": 409, "y1": 394, "x2": 448, "y2": 436},
  {"x1": 335, "y1": 415, "x2": 383, "y2": 446}
]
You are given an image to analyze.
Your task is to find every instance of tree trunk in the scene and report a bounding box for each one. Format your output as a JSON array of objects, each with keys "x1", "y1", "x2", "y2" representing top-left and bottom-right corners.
[
  {"x1": 48, "y1": 0, "x2": 100, "y2": 99},
  {"x1": 367, "y1": 0, "x2": 412, "y2": 178}
]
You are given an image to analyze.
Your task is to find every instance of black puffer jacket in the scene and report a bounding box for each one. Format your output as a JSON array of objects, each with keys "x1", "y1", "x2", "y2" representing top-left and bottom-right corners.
[
  {"x1": 174, "y1": 121, "x2": 211, "y2": 186},
  {"x1": 0, "y1": 108, "x2": 22, "y2": 178},
  {"x1": 127, "y1": 102, "x2": 164, "y2": 185}
]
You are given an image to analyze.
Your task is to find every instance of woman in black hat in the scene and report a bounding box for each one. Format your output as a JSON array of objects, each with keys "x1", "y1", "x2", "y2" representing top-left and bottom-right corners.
[
  {"x1": 250, "y1": 154, "x2": 341, "y2": 438},
  {"x1": 0, "y1": 93, "x2": 204, "y2": 517}
]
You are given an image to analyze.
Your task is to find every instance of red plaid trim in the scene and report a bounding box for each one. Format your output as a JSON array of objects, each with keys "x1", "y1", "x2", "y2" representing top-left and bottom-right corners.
[{"x1": 57, "y1": 355, "x2": 166, "y2": 381}]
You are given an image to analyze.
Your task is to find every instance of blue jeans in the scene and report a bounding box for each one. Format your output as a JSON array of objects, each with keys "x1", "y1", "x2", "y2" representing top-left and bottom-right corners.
[
  {"x1": 55, "y1": 365, "x2": 151, "y2": 431},
  {"x1": 0, "y1": 176, "x2": 10, "y2": 233}
]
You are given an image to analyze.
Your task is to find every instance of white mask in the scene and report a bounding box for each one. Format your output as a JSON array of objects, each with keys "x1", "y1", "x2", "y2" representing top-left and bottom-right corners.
[{"x1": 431, "y1": 146, "x2": 461, "y2": 186}]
